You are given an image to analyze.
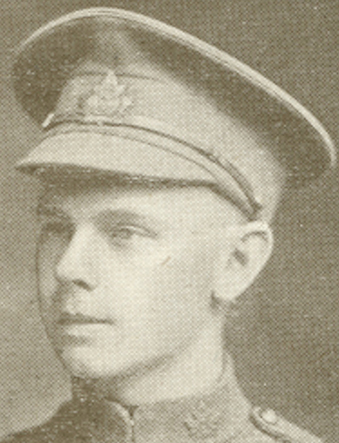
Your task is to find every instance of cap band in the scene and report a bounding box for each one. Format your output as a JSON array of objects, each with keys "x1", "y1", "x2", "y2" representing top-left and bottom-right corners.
[
  {"x1": 19, "y1": 119, "x2": 263, "y2": 220},
  {"x1": 43, "y1": 111, "x2": 262, "y2": 217}
]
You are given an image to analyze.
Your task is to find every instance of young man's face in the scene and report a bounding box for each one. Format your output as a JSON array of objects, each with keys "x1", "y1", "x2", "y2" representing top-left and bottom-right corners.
[{"x1": 36, "y1": 181, "x2": 241, "y2": 380}]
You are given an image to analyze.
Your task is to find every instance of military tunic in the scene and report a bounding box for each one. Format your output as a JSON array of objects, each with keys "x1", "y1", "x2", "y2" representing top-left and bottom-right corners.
[{"x1": 2, "y1": 369, "x2": 322, "y2": 443}]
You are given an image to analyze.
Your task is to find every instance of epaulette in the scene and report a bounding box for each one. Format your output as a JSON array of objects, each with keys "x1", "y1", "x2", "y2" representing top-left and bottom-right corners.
[{"x1": 250, "y1": 407, "x2": 323, "y2": 443}]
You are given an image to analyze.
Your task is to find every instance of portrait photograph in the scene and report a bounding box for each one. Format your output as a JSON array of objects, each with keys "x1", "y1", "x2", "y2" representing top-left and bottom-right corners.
[{"x1": 0, "y1": 1, "x2": 338, "y2": 442}]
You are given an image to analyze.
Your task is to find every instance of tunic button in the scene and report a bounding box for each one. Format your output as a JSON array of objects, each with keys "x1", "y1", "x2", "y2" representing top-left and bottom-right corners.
[{"x1": 260, "y1": 409, "x2": 278, "y2": 425}]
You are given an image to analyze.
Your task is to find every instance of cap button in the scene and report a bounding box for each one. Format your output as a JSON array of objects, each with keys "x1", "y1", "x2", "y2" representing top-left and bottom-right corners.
[{"x1": 260, "y1": 409, "x2": 278, "y2": 425}]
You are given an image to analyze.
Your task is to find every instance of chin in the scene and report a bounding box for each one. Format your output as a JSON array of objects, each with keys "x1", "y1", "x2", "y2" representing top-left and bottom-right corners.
[
  {"x1": 57, "y1": 346, "x2": 120, "y2": 379},
  {"x1": 58, "y1": 345, "x2": 148, "y2": 381},
  {"x1": 58, "y1": 345, "x2": 169, "y2": 383}
]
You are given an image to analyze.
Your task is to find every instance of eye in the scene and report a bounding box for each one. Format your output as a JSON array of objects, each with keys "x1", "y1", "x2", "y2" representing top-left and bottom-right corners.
[
  {"x1": 106, "y1": 224, "x2": 155, "y2": 244},
  {"x1": 108, "y1": 226, "x2": 141, "y2": 240}
]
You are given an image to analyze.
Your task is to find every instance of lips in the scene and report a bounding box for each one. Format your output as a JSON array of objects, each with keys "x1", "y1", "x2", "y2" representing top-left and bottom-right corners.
[{"x1": 57, "y1": 312, "x2": 112, "y2": 325}]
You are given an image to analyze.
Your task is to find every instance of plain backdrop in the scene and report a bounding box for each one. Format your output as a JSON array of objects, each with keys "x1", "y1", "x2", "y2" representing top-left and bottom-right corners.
[{"x1": 0, "y1": 1, "x2": 339, "y2": 441}]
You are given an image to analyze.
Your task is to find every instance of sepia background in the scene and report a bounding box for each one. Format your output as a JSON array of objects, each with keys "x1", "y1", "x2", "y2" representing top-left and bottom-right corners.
[{"x1": 0, "y1": 0, "x2": 339, "y2": 441}]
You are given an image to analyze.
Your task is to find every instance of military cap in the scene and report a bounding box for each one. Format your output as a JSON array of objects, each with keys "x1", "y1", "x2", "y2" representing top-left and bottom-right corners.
[{"x1": 12, "y1": 8, "x2": 336, "y2": 219}]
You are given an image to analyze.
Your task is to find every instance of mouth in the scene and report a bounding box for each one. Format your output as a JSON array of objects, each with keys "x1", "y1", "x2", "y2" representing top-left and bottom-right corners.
[{"x1": 57, "y1": 313, "x2": 112, "y2": 326}]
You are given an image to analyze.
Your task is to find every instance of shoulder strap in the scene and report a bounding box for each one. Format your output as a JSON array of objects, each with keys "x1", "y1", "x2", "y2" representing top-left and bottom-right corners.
[{"x1": 250, "y1": 407, "x2": 323, "y2": 443}]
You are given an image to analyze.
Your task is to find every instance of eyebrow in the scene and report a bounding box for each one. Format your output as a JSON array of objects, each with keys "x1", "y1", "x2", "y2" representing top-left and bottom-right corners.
[
  {"x1": 36, "y1": 203, "x2": 70, "y2": 220},
  {"x1": 94, "y1": 209, "x2": 160, "y2": 237},
  {"x1": 36, "y1": 204, "x2": 160, "y2": 234}
]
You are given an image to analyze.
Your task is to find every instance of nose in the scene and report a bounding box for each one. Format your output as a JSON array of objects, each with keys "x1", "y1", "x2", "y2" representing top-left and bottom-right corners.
[{"x1": 56, "y1": 226, "x2": 99, "y2": 291}]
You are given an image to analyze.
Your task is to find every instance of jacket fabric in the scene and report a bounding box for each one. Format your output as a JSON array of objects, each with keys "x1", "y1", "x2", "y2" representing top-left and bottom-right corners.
[{"x1": 2, "y1": 368, "x2": 322, "y2": 443}]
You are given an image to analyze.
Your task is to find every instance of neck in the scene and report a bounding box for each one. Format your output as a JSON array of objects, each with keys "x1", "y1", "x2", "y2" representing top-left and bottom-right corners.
[{"x1": 93, "y1": 323, "x2": 226, "y2": 406}]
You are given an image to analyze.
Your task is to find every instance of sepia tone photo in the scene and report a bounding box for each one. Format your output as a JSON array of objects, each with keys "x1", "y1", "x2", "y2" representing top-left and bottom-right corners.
[{"x1": 0, "y1": 1, "x2": 338, "y2": 442}]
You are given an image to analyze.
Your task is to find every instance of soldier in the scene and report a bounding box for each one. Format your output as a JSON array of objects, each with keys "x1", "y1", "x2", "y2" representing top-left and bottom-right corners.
[{"x1": 3, "y1": 7, "x2": 336, "y2": 443}]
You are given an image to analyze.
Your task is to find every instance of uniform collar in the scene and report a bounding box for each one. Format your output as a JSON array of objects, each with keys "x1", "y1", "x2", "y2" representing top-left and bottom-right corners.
[{"x1": 71, "y1": 363, "x2": 251, "y2": 443}]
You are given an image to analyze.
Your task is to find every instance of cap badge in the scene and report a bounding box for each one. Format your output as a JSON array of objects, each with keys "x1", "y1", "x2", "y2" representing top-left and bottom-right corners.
[{"x1": 78, "y1": 70, "x2": 133, "y2": 122}]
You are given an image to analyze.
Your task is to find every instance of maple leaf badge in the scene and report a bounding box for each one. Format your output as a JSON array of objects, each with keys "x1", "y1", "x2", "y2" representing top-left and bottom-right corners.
[{"x1": 79, "y1": 70, "x2": 133, "y2": 122}]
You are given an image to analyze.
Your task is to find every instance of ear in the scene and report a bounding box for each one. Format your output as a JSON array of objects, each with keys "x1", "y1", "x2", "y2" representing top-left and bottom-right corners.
[{"x1": 213, "y1": 221, "x2": 273, "y2": 303}]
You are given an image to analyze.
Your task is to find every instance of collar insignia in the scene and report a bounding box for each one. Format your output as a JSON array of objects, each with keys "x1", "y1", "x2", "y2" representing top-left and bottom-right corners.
[{"x1": 184, "y1": 400, "x2": 221, "y2": 440}]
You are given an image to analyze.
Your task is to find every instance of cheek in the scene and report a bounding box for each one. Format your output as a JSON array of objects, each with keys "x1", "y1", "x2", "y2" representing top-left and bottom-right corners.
[
  {"x1": 113, "y1": 240, "x2": 217, "y2": 342},
  {"x1": 153, "y1": 238, "x2": 216, "y2": 295},
  {"x1": 156, "y1": 243, "x2": 215, "y2": 316},
  {"x1": 36, "y1": 236, "x2": 67, "y2": 312}
]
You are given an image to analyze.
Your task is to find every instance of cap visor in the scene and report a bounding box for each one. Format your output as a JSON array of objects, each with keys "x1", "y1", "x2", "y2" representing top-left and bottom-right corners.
[{"x1": 16, "y1": 130, "x2": 216, "y2": 183}]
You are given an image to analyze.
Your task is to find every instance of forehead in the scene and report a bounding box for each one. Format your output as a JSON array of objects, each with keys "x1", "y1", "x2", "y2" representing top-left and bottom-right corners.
[{"x1": 38, "y1": 179, "x2": 243, "y2": 227}]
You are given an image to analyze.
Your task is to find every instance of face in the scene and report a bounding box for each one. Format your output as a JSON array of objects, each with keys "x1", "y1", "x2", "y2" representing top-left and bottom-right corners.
[{"x1": 36, "y1": 181, "x2": 240, "y2": 380}]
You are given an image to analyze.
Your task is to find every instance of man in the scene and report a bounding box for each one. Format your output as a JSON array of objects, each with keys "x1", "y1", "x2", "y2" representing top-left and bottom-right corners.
[{"x1": 3, "y1": 7, "x2": 336, "y2": 443}]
